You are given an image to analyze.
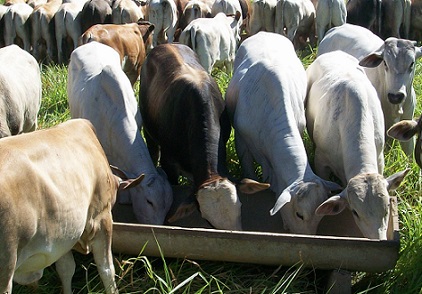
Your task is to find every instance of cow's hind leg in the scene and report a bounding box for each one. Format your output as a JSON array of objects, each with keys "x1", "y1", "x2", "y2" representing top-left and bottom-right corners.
[{"x1": 55, "y1": 251, "x2": 76, "y2": 294}]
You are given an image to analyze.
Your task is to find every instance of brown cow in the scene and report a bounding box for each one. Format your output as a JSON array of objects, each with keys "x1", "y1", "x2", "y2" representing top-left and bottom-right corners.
[
  {"x1": 79, "y1": 21, "x2": 154, "y2": 86},
  {"x1": 0, "y1": 118, "x2": 143, "y2": 294}
]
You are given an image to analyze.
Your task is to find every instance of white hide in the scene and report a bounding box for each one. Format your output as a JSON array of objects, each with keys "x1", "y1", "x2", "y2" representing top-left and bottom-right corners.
[
  {"x1": 55, "y1": 1, "x2": 85, "y2": 64},
  {"x1": 225, "y1": 32, "x2": 342, "y2": 235},
  {"x1": 148, "y1": 0, "x2": 178, "y2": 47},
  {"x1": 67, "y1": 42, "x2": 173, "y2": 225},
  {"x1": 0, "y1": 45, "x2": 41, "y2": 138},
  {"x1": 318, "y1": 23, "x2": 422, "y2": 156},
  {"x1": 3, "y1": 3, "x2": 33, "y2": 51},
  {"x1": 248, "y1": 0, "x2": 277, "y2": 35},
  {"x1": 315, "y1": 0, "x2": 346, "y2": 43},
  {"x1": 306, "y1": 51, "x2": 409, "y2": 240},
  {"x1": 179, "y1": 12, "x2": 241, "y2": 74},
  {"x1": 274, "y1": 0, "x2": 316, "y2": 49}
]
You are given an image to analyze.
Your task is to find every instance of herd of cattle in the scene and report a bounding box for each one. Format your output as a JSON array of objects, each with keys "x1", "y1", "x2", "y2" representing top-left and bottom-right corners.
[{"x1": 2, "y1": 0, "x2": 422, "y2": 292}]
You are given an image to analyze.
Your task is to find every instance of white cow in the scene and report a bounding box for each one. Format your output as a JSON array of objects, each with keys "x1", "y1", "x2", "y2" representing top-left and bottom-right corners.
[
  {"x1": 248, "y1": 0, "x2": 277, "y2": 35},
  {"x1": 68, "y1": 41, "x2": 173, "y2": 225},
  {"x1": 315, "y1": 0, "x2": 346, "y2": 42},
  {"x1": 55, "y1": 1, "x2": 85, "y2": 64},
  {"x1": 225, "y1": 32, "x2": 342, "y2": 234},
  {"x1": 148, "y1": 0, "x2": 178, "y2": 47},
  {"x1": 0, "y1": 45, "x2": 41, "y2": 138},
  {"x1": 317, "y1": 23, "x2": 422, "y2": 155},
  {"x1": 178, "y1": 0, "x2": 214, "y2": 30},
  {"x1": 30, "y1": 0, "x2": 62, "y2": 63},
  {"x1": 0, "y1": 119, "x2": 143, "y2": 294},
  {"x1": 3, "y1": 3, "x2": 33, "y2": 51},
  {"x1": 112, "y1": 0, "x2": 148, "y2": 24},
  {"x1": 274, "y1": 0, "x2": 316, "y2": 49},
  {"x1": 179, "y1": 11, "x2": 241, "y2": 73},
  {"x1": 306, "y1": 50, "x2": 409, "y2": 240}
]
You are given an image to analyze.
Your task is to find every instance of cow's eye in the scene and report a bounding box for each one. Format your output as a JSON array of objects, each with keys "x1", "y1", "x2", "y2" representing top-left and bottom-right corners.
[
  {"x1": 384, "y1": 61, "x2": 388, "y2": 71},
  {"x1": 296, "y1": 212, "x2": 304, "y2": 220}
]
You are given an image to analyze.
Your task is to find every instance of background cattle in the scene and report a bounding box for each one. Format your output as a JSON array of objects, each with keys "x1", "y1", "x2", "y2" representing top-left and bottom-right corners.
[
  {"x1": 315, "y1": 0, "x2": 346, "y2": 42},
  {"x1": 55, "y1": 1, "x2": 85, "y2": 64},
  {"x1": 380, "y1": 0, "x2": 411, "y2": 39},
  {"x1": 139, "y1": 43, "x2": 269, "y2": 230},
  {"x1": 248, "y1": 0, "x2": 277, "y2": 35},
  {"x1": 112, "y1": 0, "x2": 148, "y2": 24},
  {"x1": 148, "y1": 0, "x2": 178, "y2": 47},
  {"x1": 0, "y1": 45, "x2": 41, "y2": 138},
  {"x1": 274, "y1": 0, "x2": 316, "y2": 50},
  {"x1": 68, "y1": 41, "x2": 173, "y2": 225},
  {"x1": 346, "y1": 0, "x2": 381, "y2": 36},
  {"x1": 3, "y1": 2, "x2": 33, "y2": 51},
  {"x1": 179, "y1": 11, "x2": 241, "y2": 74},
  {"x1": 80, "y1": 0, "x2": 113, "y2": 34},
  {"x1": 0, "y1": 118, "x2": 142, "y2": 294},
  {"x1": 306, "y1": 50, "x2": 408, "y2": 240},
  {"x1": 225, "y1": 32, "x2": 342, "y2": 234},
  {"x1": 318, "y1": 24, "x2": 422, "y2": 156},
  {"x1": 178, "y1": 0, "x2": 213, "y2": 31},
  {"x1": 410, "y1": 0, "x2": 422, "y2": 41},
  {"x1": 79, "y1": 21, "x2": 155, "y2": 86},
  {"x1": 0, "y1": 4, "x2": 8, "y2": 48},
  {"x1": 29, "y1": 0, "x2": 62, "y2": 63}
]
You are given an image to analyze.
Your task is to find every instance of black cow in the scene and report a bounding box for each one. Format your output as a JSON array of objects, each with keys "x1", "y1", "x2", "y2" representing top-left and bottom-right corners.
[
  {"x1": 139, "y1": 43, "x2": 269, "y2": 230},
  {"x1": 80, "y1": 0, "x2": 113, "y2": 34}
]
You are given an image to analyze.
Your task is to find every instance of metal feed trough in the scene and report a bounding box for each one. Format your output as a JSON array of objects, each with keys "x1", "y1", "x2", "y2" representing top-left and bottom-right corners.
[{"x1": 112, "y1": 186, "x2": 400, "y2": 292}]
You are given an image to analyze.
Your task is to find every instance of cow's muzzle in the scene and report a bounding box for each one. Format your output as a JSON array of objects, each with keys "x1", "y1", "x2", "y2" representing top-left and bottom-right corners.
[{"x1": 388, "y1": 93, "x2": 405, "y2": 105}]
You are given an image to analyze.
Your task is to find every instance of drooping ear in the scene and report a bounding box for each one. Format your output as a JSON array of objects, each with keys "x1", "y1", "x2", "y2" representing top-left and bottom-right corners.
[
  {"x1": 387, "y1": 120, "x2": 419, "y2": 142},
  {"x1": 386, "y1": 168, "x2": 410, "y2": 192},
  {"x1": 315, "y1": 195, "x2": 348, "y2": 216},
  {"x1": 359, "y1": 47, "x2": 384, "y2": 68},
  {"x1": 270, "y1": 189, "x2": 291, "y2": 216},
  {"x1": 110, "y1": 165, "x2": 129, "y2": 179},
  {"x1": 166, "y1": 202, "x2": 198, "y2": 223},
  {"x1": 118, "y1": 173, "x2": 145, "y2": 190},
  {"x1": 238, "y1": 178, "x2": 270, "y2": 194}
]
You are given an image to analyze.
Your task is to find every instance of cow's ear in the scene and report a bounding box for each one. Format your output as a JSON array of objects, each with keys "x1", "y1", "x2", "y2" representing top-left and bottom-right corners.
[
  {"x1": 359, "y1": 51, "x2": 383, "y2": 68},
  {"x1": 416, "y1": 46, "x2": 422, "y2": 59},
  {"x1": 387, "y1": 120, "x2": 419, "y2": 141},
  {"x1": 270, "y1": 189, "x2": 291, "y2": 216},
  {"x1": 237, "y1": 178, "x2": 270, "y2": 194},
  {"x1": 118, "y1": 173, "x2": 145, "y2": 190},
  {"x1": 386, "y1": 168, "x2": 410, "y2": 192},
  {"x1": 315, "y1": 195, "x2": 348, "y2": 216}
]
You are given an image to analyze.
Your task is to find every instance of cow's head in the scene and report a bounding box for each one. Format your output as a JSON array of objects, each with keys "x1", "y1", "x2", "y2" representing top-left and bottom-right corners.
[
  {"x1": 315, "y1": 169, "x2": 409, "y2": 240},
  {"x1": 111, "y1": 165, "x2": 174, "y2": 225},
  {"x1": 270, "y1": 179, "x2": 342, "y2": 235},
  {"x1": 359, "y1": 38, "x2": 422, "y2": 106}
]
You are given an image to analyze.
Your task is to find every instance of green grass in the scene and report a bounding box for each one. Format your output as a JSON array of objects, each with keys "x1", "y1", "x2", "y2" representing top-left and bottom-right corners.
[{"x1": 10, "y1": 48, "x2": 422, "y2": 294}]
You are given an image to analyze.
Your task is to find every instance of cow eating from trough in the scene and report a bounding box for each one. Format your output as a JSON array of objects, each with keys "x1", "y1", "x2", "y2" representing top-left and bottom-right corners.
[
  {"x1": 0, "y1": 118, "x2": 143, "y2": 294},
  {"x1": 68, "y1": 41, "x2": 173, "y2": 225},
  {"x1": 139, "y1": 43, "x2": 270, "y2": 230},
  {"x1": 318, "y1": 23, "x2": 422, "y2": 156},
  {"x1": 225, "y1": 32, "x2": 342, "y2": 235},
  {"x1": 306, "y1": 50, "x2": 409, "y2": 240}
]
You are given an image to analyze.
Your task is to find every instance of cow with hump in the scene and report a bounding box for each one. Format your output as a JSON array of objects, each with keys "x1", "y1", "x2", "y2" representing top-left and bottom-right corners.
[
  {"x1": 67, "y1": 41, "x2": 173, "y2": 225},
  {"x1": 139, "y1": 43, "x2": 269, "y2": 231},
  {"x1": 0, "y1": 44, "x2": 41, "y2": 138},
  {"x1": 317, "y1": 23, "x2": 422, "y2": 156},
  {"x1": 0, "y1": 119, "x2": 143, "y2": 294},
  {"x1": 225, "y1": 32, "x2": 342, "y2": 235},
  {"x1": 306, "y1": 50, "x2": 409, "y2": 240}
]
